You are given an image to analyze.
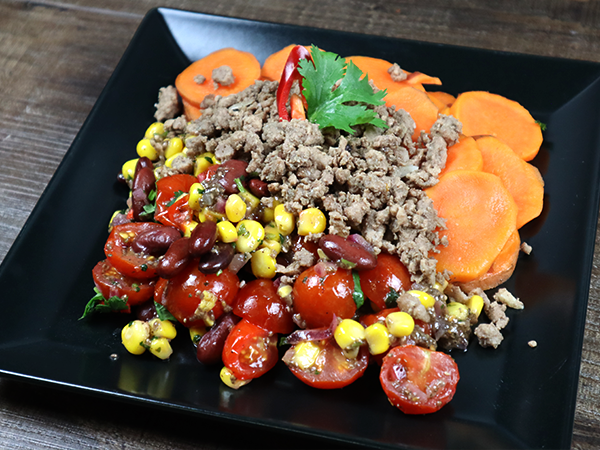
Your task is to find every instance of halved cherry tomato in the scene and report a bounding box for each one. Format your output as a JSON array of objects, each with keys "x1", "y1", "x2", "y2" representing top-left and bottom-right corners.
[
  {"x1": 380, "y1": 345, "x2": 459, "y2": 414},
  {"x1": 155, "y1": 174, "x2": 197, "y2": 216},
  {"x1": 154, "y1": 277, "x2": 168, "y2": 304},
  {"x1": 359, "y1": 254, "x2": 412, "y2": 310},
  {"x1": 197, "y1": 163, "x2": 220, "y2": 183},
  {"x1": 233, "y1": 279, "x2": 294, "y2": 334},
  {"x1": 104, "y1": 222, "x2": 164, "y2": 279},
  {"x1": 155, "y1": 194, "x2": 195, "y2": 232},
  {"x1": 292, "y1": 265, "x2": 356, "y2": 329},
  {"x1": 283, "y1": 338, "x2": 369, "y2": 389},
  {"x1": 164, "y1": 263, "x2": 239, "y2": 327},
  {"x1": 360, "y1": 307, "x2": 401, "y2": 328},
  {"x1": 222, "y1": 318, "x2": 279, "y2": 380},
  {"x1": 92, "y1": 260, "x2": 155, "y2": 306}
]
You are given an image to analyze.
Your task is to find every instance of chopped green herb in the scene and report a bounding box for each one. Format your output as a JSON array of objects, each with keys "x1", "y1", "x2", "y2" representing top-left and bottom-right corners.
[
  {"x1": 140, "y1": 264, "x2": 148, "y2": 272},
  {"x1": 385, "y1": 287, "x2": 400, "y2": 308},
  {"x1": 79, "y1": 287, "x2": 128, "y2": 319},
  {"x1": 140, "y1": 342, "x2": 150, "y2": 350},
  {"x1": 535, "y1": 120, "x2": 547, "y2": 131},
  {"x1": 237, "y1": 223, "x2": 249, "y2": 237},
  {"x1": 154, "y1": 302, "x2": 176, "y2": 321},
  {"x1": 204, "y1": 156, "x2": 213, "y2": 163},
  {"x1": 216, "y1": 269, "x2": 223, "y2": 276},
  {"x1": 132, "y1": 283, "x2": 140, "y2": 293},
  {"x1": 339, "y1": 258, "x2": 357, "y2": 270},
  {"x1": 148, "y1": 189, "x2": 157, "y2": 201},
  {"x1": 278, "y1": 336, "x2": 289, "y2": 347},
  {"x1": 166, "y1": 190, "x2": 186, "y2": 207},
  {"x1": 352, "y1": 271, "x2": 365, "y2": 308},
  {"x1": 234, "y1": 177, "x2": 247, "y2": 193},
  {"x1": 143, "y1": 203, "x2": 156, "y2": 215}
]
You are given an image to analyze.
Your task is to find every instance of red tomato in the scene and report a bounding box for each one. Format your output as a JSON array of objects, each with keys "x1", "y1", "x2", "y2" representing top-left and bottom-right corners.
[
  {"x1": 380, "y1": 345, "x2": 459, "y2": 414},
  {"x1": 360, "y1": 307, "x2": 400, "y2": 328},
  {"x1": 164, "y1": 263, "x2": 239, "y2": 327},
  {"x1": 104, "y1": 222, "x2": 164, "y2": 279},
  {"x1": 155, "y1": 174, "x2": 197, "y2": 216},
  {"x1": 197, "y1": 164, "x2": 220, "y2": 183},
  {"x1": 92, "y1": 260, "x2": 155, "y2": 306},
  {"x1": 222, "y1": 319, "x2": 279, "y2": 380},
  {"x1": 359, "y1": 254, "x2": 412, "y2": 311},
  {"x1": 293, "y1": 266, "x2": 356, "y2": 329},
  {"x1": 155, "y1": 194, "x2": 195, "y2": 232},
  {"x1": 283, "y1": 338, "x2": 369, "y2": 389},
  {"x1": 154, "y1": 278, "x2": 168, "y2": 304},
  {"x1": 233, "y1": 279, "x2": 294, "y2": 334}
]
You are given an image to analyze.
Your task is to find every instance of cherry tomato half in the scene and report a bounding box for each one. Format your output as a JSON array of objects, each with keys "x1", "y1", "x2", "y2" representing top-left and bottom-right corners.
[
  {"x1": 359, "y1": 254, "x2": 412, "y2": 311},
  {"x1": 104, "y1": 222, "x2": 164, "y2": 279},
  {"x1": 155, "y1": 193, "x2": 195, "y2": 232},
  {"x1": 283, "y1": 338, "x2": 369, "y2": 389},
  {"x1": 380, "y1": 345, "x2": 459, "y2": 414},
  {"x1": 92, "y1": 260, "x2": 155, "y2": 306},
  {"x1": 222, "y1": 318, "x2": 279, "y2": 380},
  {"x1": 155, "y1": 174, "x2": 197, "y2": 216},
  {"x1": 293, "y1": 266, "x2": 356, "y2": 329},
  {"x1": 233, "y1": 279, "x2": 294, "y2": 334},
  {"x1": 164, "y1": 263, "x2": 239, "y2": 327}
]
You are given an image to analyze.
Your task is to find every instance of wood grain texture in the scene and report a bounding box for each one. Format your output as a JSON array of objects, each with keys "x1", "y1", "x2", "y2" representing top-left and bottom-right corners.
[{"x1": 0, "y1": 0, "x2": 599, "y2": 448}]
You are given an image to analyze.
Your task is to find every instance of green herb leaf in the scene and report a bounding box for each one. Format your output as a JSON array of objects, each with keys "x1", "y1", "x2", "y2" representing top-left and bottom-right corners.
[
  {"x1": 339, "y1": 258, "x2": 357, "y2": 270},
  {"x1": 234, "y1": 177, "x2": 247, "y2": 193},
  {"x1": 352, "y1": 271, "x2": 365, "y2": 309},
  {"x1": 535, "y1": 120, "x2": 547, "y2": 131},
  {"x1": 278, "y1": 336, "x2": 289, "y2": 347},
  {"x1": 385, "y1": 287, "x2": 400, "y2": 308},
  {"x1": 166, "y1": 190, "x2": 186, "y2": 207},
  {"x1": 79, "y1": 288, "x2": 128, "y2": 319},
  {"x1": 298, "y1": 45, "x2": 388, "y2": 134},
  {"x1": 148, "y1": 189, "x2": 157, "y2": 201},
  {"x1": 143, "y1": 203, "x2": 156, "y2": 215},
  {"x1": 154, "y1": 302, "x2": 176, "y2": 322}
]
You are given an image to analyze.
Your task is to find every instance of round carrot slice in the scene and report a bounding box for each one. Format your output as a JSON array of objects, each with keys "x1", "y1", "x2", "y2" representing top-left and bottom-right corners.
[{"x1": 439, "y1": 135, "x2": 483, "y2": 178}]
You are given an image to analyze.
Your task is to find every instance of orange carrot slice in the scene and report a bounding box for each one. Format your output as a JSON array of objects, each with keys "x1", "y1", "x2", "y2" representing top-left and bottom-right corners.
[
  {"x1": 427, "y1": 91, "x2": 456, "y2": 110},
  {"x1": 261, "y1": 44, "x2": 313, "y2": 81},
  {"x1": 385, "y1": 86, "x2": 440, "y2": 140},
  {"x1": 175, "y1": 48, "x2": 261, "y2": 114},
  {"x1": 425, "y1": 170, "x2": 518, "y2": 283},
  {"x1": 181, "y1": 97, "x2": 201, "y2": 121},
  {"x1": 439, "y1": 135, "x2": 482, "y2": 178},
  {"x1": 449, "y1": 91, "x2": 543, "y2": 161},
  {"x1": 475, "y1": 135, "x2": 544, "y2": 229}
]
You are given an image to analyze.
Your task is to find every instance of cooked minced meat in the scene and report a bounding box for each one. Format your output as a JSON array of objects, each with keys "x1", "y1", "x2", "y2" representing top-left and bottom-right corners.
[
  {"x1": 474, "y1": 323, "x2": 504, "y2": 349},
  {"x1": 154, "y1": 86, "x2": 181, "y2": 122}
]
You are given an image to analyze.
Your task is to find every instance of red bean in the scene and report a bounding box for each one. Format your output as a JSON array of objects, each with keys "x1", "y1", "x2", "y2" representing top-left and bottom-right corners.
[
  {"x1": 131, "y1": 226, "x2": 182, "y2": 256},
  {"x1": 248, "y1": 178, "x2": 268, "y2": 197},
  {"x1": 189, "y1": 220, "x2": 218, "y2": 257},
  {"x1": 157, "y1": 238, "x2": 191, "y2": 279},
  {"x1": 218, "y1": 159, "x2": 248, "y2": 194},
  {"x1": 135, "y1": 300, "x2": 158, "y2": 322},
  {"x1": 196, "y1": 313, "x2": 241, "y2": 365},
  {"x1": 131, "y1": 166, "x2": 156, "y2": 221},
  {"x1": 318, "y1": 234, "x2": 377, "y2": 270},
  {"x1": 198, "y1": 242, "x2": 235, "y2": 274},
  {"x1": 136, "y1": 156, "x2": 154, "y2": 172}
]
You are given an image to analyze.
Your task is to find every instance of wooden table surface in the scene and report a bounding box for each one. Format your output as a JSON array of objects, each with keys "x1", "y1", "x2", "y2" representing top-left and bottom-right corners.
[{"x1": 1, "y1": 0, "x2": 600, "y2": 448}]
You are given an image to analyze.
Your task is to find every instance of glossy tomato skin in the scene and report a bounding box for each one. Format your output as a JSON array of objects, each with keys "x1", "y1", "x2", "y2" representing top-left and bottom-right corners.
[
  {"x1": 233, "y1": 279, "x2": 294, "y2": 334},
  {"x1": 155, "y1": 174, "x2": 197, "y2": 216},
  {"x1": 222, "y1": 318, "x2": 279, "y2": 380},
  {"x1": 283, "y1": 338, "x2": 369, "y2": 389},
  {"x1": 380, "y1": 345, "x2": 459, "y2": 414},
  {"x1": 164, "y1": 263, "x2": 239, "y2": 328},
  {"x1": 104, "y1": 222, "x2": 165, "y2": 279},
  {"x1": 293, "y1": 266, "x2": 356, "y2": 329},
  {"x1": 155, "y1": 194, "x2": 195, "y2": 232},
  {"x1": 92, "y1": 260, "x2": 155, "y2": 306},
  {"x1": 359, "y1": 254, "x2": 412, "y2": 311}
]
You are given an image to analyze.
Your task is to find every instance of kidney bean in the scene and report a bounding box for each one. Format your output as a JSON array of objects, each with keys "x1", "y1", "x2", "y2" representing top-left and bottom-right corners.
[
  {"x1": 198, "y1": 242, "x2": 235, "y2": 274},
  {"x1": 318, "y1": 234, "x2": 377, "y2": 270},
  {"x1": 196, "y1": 313, "x2": 241, "y2": 365},
  {"x1": 136, "y1": 156, "x2": 154, "y2": 172},
  {"x1": 135, "y1": 300, "x2": 158, "y2": 322},
  {"x1": 248, "y1": 178, "x2": 268, "y2": 198},
  {"x1": 189, "y1": 220, "x2": 217, "y2": 257},
  {"x1": 217, "y1": 159, "x2": 248, "y2": 194},
  {"x1": 131, "y1": 166, "x2": 156, "y2": 221},
  {"x1": 157, "y1": 238, "x2": 191, "y2": 279},
  {"x1": 131, "y1": 226, "x2": 182, "y2": 256}
]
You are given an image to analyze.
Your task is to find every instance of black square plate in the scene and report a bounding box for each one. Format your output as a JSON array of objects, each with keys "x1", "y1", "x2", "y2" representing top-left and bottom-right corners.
[{"x1": 1, "y1": 7, "x2": 600, "y2": 449}]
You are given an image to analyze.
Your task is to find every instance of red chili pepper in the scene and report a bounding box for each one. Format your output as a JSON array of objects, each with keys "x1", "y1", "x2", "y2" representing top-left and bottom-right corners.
[{"x1": 276, "y1": 45, "x2": 311, "y2": 121}]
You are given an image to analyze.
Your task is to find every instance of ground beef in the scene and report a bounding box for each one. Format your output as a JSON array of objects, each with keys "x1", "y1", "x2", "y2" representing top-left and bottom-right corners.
[
  {"x1": 154, "y1": 86, "x2": 181, "y2": 122},
  {"x1": 474, "y1": 323, "x2": 504, "y2": 349},
  {"x1": 212, "y1": 65, "x2": 235, "y2": 87}
]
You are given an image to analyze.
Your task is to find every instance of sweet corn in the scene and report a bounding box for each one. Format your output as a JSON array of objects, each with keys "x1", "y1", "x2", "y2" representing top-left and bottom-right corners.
[
  {"x1": 144, "y1": 122, "x2": 165, "y2": 139},
  {"x1": 182, "y1": 220, "x2": 198, "y2": 238},
  {"x1": 447, "y1": 302, "x2": 470, "y2": 321},
  {"x1": 188, "y1": 183, "x2": 204, "y2": 211},
  {"x1": 433, "y1": 278, "x2": 448, "y2": 293},
  {"x1": 239, "y1": 191, "x2": 260, "y2": 212},
  {"x1": 262, "y1": 207, "x2": 275, "y2": 223},
  {"x1": 148, "y1": 318, "x2": 177, "y2": 340},
  {"x1": 165, "y1": 153, "x2": 182, "y2": 168},
  {"x1": 291, "y1": 341, "x2": 321, "y2": 370},
  {"x1": 149, "y1": 337, "x2": 173, "y2": 360},
  {"x1": 220, "y1": 366, "x2": 251, "y2": 389},
  {"x1": 225, "y1": 194, "x2": 246, "y2": 223},
  {"x1": 407, "y1": 290, "x2": 436, "y2": 308},
  {"x1": 297, "y1": 208, "x2": 327, "y2": 236},
  {"x1": 385, "y1": 311, "x2": 415, "y2": 337},
  {"x1": 121, "y1": 320, "x2": 150, "y2": 355},
  {"x1": 194, "y1": 152, "x2": 217, "y2": 176},
  {"x1": 263, "y1": 222, "x2": 281, "y2": 242},
  {"x1": 122, "y1": 158, "x2": 139, "y2": 180},
  {"x1": 260, "y1": 239, "x2": 281, "y2": 255},
  {"x1": 365, "y1": 323, "x2": 390, "y2": 355},
  {"x1": 136, "y1": 139, "x2": 159, "y2": 160},
  {"x1": 277, "y1": 284, "x2": 293, "y2": 299},
  {"x1": 274, "y1": 204, "x2": 295, "y2": 236},
  {"x1": 189, "y1": 326, "x2": 207, "y2": 345},
  {"x1": 251, "y1": 247, "x2": 277, "y2": 279},
  {"x1": 164, "y1": 137, "x2": 184, "y2": 159},
  {"x1": 236, "y1": 220, "x2": 265, "y2": 253},
  {"x1": 334, "y1": 319, "x2": 366, "y2": 352},
  {"x1": 467, "y1": 294, "x2": 484, "y2": 318},
  {"x1": 217, "y1": 220, "x2": 238, "y2": 243}
]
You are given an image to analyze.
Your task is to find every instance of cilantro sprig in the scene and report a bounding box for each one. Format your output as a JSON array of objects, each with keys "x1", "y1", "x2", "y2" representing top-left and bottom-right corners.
[{"x1": 80, "y1": 287, "x2": 128, "y2": 319}]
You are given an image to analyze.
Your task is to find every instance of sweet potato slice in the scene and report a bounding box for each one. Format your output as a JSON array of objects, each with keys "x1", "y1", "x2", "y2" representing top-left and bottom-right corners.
[
  {"x1": 425, "y1": 170, "x2": 518, "y2": 283},
  {"x1": 439, "y1": 135, "x2": 483, "y2": 178}
]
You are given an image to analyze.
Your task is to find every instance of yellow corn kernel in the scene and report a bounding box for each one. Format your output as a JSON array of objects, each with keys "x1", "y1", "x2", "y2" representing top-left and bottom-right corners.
[
  {"x1": 189, "y1": 326, "x2": 207, "y2": 346},
  {"x1": 334, "y1": 319, "x2": 366, "y2": 352},
  {"x1": 188, "y1": 182, "x2": 204, "y2": 211},
  {"x1": 467, "y1": 294, "x2": 484, "y2": 318},
  {"x1": 260, "y1": 239, "x2": 281, "y2": 255},
  {"x1": 136, "y1": 139, "x2": 159, "y2": 160},
  {"x1": 407, "y1": 290, "x2": 436, "y2": 308},
  {"x1": 274, "y1": 204, "x2": 295, "y2": 236},
  {"x1": 291, "y1": 341, "x2": 321, "y2": 370},
  {"x1": 122, "y1": 158, "x2": 139, "y2": 180},
  {"x1": 220, "y1": 366, "x2": 251, "y2": 389},
  {"x1": 277, "y1": 284, "x2": 293, "y2": 299},
  {"x1": 447, "y1": 302, "x2": 470, "y2": 321},
  {"x1": 262, "y1": 207, "x2": 275, "y2": 223},
  {"x1": 149, "y1": 337, "x2": 173, "y2": 360},
  {"x1": 194, "y1": 152, "x2": 217, "y2": 176},
  {"x1": 216, "y1": 220, "x2": 237, "y2": 243},
  {"x1": 263, "y1": 222, "x2": 281, "y2": 242},
  {"x1": 225, "y1": 194, "x2": 246, "y2": 223},
  {"x1": 297, "y1": 208, "x2": 327, "y2": 236},
  {"x1": 121, "y1": 320, "x2": 151, "y2": 355},
  {"x1": 433, "y1": 278, "x2": 448, "y2": 293},
  {"x1": 239, "y1": 191, "x2": 260, "y2": 212},
  {"x1": 182, "y1": 220, "x2": 198, "y2": 238},
  {"x1": 385, "y1": 311, "x2": 415, "y2": 337},
  {"x1": 251, "y1": 247, "x2": 277, "y2": 279},
  {"x1": 165, "y1": 153, "x2": 182, "y2": 168},
  {"x1": 164, "y1": 138, "x2": 184, "y2": 159},
  {"x1": 236, "y1": 220, "x2": 265, "y2": 253},
  {"x1": 365, "y1": 323, "x2": 390, "y2": 355},
  {"x1": 148, "y1": 318, "x2": 177, "y2": 340},
  {"x1": 145, "y1": 122, "x2": 165, "y2": 139}
]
